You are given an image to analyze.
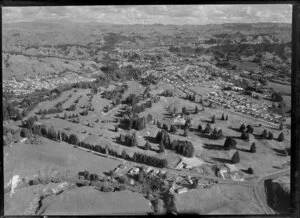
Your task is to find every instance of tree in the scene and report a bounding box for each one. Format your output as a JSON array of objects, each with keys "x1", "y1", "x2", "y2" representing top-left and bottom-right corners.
[
  {"x1": 191, "y1": 179, "x2": 198, "y2": 189},
  {"x1": 170, "y1": 125, "x2": 177, "y2": 133},
  {"x1": 211, "y1": 127, "x2": 218, "y2": 139},
  {"x1": 203, "y1": 123, "x2": 212, "y2": 134},
  {"x1": 173, "y1": 107, "x2": 178, "y2": 117},
  {"x1": 115, "y1": 126, "x2": 118, "y2": 132},
  {"x1": 224, "y1": 137, "x2": 237, "y2": 150},
  {"x1": 211, "y1": 115, "x2": 215, "y2": 124},
  {"x1": 240, "y1": 123, "x2": 246, "y2": 132},
  {"x1": 248, "y1": 167, "x2": 254, "y2": 174},
  {"x1": 198, "y1": 124, "x2": 202, "y2": 133},
  {"x1": 246, "y1": 125, "x2": 254, "y2": 134},
  {"x1": 267, "y1": 132, "x2": 273, "y2": 140},
  {"x1": 225, "y1": 114, "x2": 228, "y2": 120},
  {"x1": 131, "y1": 132, "x2": 138, "y2": 147},
  {"x1": 183, "y1": 126, "x2": 188, "y2": 137},
  {"x1": 144, "y1": 141, "x2": 151, "y2": 150},
  {"x1": 121, "y1": 150, "x2": 128, "y2": 159},
  {"x1": 271, "y1": 92, "x2": 283, "y2": 102},
  {"x1": 20, "y1": 128, "x2": 31, "y2": 138},
  {"x1": 261, "y1": 129, "x2": 268, "y2": 139},
  {"x1": 221, "y1": 113, "x2": 225, "y2": 120},
  {"x1": 159, "y1": 141, "x2": 165, "y2": 153},
  {"x1": 279, "y1": 120, "x2": 283, "y2": 130},
  {"x1": 194, "y1": 106, "x2": 199, "y2": 114},
  {"x1": 163, "y1": 123, "x2": 169, "y2": 131},
  {"x1": 231, "y1": 151, "x2": 240, "y2": 164},
  {"x1": 69, "y1": 134, "x2": 79, "y2": 145},
  {"x1": 241, "y1": 131, "x2": 249, "y2": 141},
  {"x1": 278, "y1": 132, "x2": 285, "y2": 142},
  {"x1": 250, "y1": 142, "x2": 256, "y2": 153},
  {"x1": 182, "y1": 107, "x2": 187, "y2": 115}
]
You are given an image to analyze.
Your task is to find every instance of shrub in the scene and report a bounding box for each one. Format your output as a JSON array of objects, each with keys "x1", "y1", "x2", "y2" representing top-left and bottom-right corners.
[
  {"x1": 194, "y1": 106, "x2": 199, "y2": 114},
  {"x1": 231, "y1": 151, "x2": 240, "y2": 164},
  {"x1": 224, "y1": 137, "x2": 237, "y2": 150}
]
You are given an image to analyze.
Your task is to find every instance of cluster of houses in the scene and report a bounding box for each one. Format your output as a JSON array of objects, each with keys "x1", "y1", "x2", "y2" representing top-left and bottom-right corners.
[
  {"x1": 216, "y1": 164, "x2": 244, "y2": 181},
  {"x1": 3, "y1": 72, "x2": 96, "y2": 96},
  {"x1": 205, "y1": 90, "x2": 282, "y2": 124}
]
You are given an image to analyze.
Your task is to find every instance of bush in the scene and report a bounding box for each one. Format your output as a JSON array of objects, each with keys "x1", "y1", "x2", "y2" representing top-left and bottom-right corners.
[
  {"x1": 250, "y1": 142, "x2": 256, "y2": 153},
  {"x1": 231, "y1": 151, "x2": 240, "y2": 164},
  {"x1": 224, "y1": 137, "x2": 237, "y2": 150}
]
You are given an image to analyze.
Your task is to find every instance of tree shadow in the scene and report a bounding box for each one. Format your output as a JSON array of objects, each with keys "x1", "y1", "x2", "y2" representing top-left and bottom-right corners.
[
  {"x1": 268, "y1": 126, "x2": 280, "y2": 131},
  {"x1": 211, "y1": 157, "x2": 232, "y2": 164},
  {"x1": 236, "y1": 147, "x2": 250, "y2": 153},
  {"x1": 272, "y1": 148, "x2": 288, "y2": 157},
  {"x1": 117, "y1": 122, "x2": 129, "y2": 130},
  {"x1": 196, "y1": 133, "x2": 211, "y2": 139},
  {"x1": 203, "y1": 143, "x2": 226, "y2": 151},
  {"x1": 201, "y1": 119, "x2": 212, "y2": 123},
  {"x1": 228, "y1": 126, "x2": 241, "y2": 133},
  {"x1": 241, "y1": 169, "x2": 251, "y2": 174},
  {"x1": 144, "y1": 136, "x2": 158, "y2": 144}
]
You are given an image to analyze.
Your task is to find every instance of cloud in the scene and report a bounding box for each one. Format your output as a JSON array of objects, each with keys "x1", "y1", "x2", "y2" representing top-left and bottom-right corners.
[{"x1": 2, "y1": 4, "x2": 292, "y2": 25}]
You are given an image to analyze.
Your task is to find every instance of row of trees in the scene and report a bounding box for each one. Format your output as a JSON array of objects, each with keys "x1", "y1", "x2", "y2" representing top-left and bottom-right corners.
[
  {"x1": 156, "y1": 130, "x2": 195, "y2": 157},
  {"x1": 38, "y1": 106, "x2": 64, "y2": 115},
  {"x1": 132, "y1": 152, "x2": 168, "y2": 168}
]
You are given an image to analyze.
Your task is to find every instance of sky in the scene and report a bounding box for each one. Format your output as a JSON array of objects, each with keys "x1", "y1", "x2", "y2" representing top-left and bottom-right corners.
[{"x1": 3, "y1": 5, "x2": 292, "y2": 25}]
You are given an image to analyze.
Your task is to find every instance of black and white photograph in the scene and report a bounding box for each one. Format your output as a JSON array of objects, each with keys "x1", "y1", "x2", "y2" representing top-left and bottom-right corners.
[{"x1": 2, "y1": 4, "x2": 293, "y2": 215}]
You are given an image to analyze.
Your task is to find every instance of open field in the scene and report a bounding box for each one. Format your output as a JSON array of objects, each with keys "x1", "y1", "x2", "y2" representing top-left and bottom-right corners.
[
  {"x1": 268, "y1": 82, "x2": 291, "y2": 94},
  {"x1": 175, "y1": 183, "x2": 264, "y2": 214}
]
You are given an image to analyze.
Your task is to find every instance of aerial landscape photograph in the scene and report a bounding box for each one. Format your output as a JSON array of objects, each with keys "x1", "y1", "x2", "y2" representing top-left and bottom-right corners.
[{"x1": 2, "y1": 4, "x2": 292, "y2": 215}]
